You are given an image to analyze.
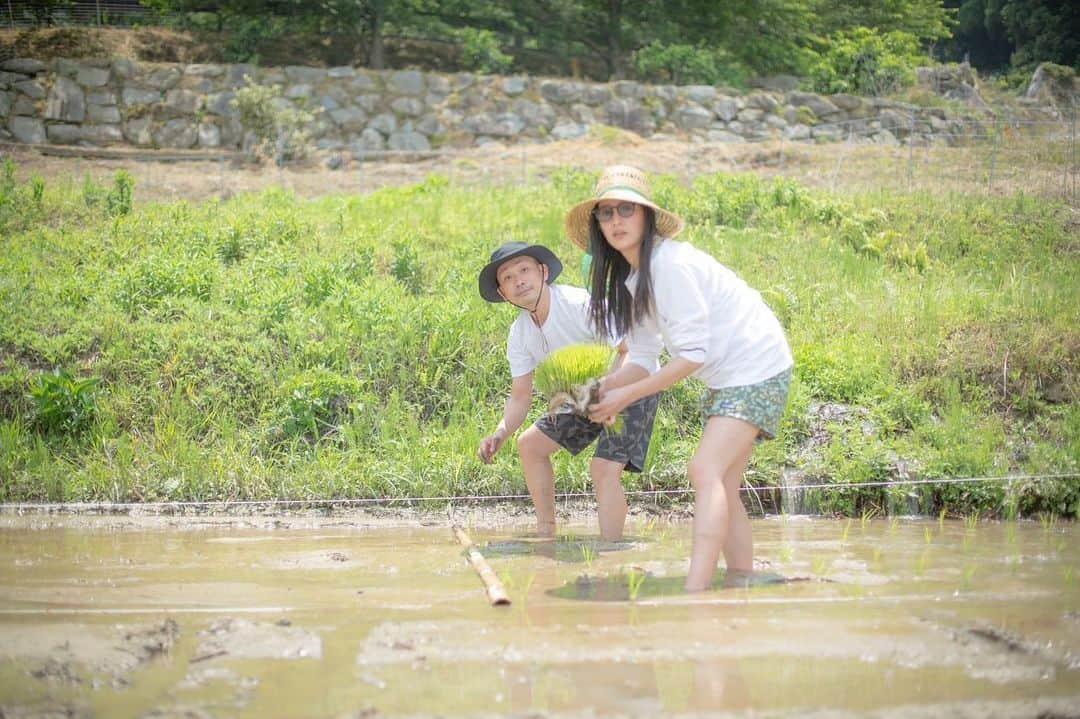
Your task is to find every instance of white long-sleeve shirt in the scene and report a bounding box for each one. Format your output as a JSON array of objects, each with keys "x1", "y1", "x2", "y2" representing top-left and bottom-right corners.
[{"x1": 625, "y1": 240, "x2": 793, "y2": 389}]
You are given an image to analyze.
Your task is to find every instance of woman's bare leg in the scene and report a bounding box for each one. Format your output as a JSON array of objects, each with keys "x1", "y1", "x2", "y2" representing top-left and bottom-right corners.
[{"x1": 685, "y1": 416, "x2": 759, "y2": 591}]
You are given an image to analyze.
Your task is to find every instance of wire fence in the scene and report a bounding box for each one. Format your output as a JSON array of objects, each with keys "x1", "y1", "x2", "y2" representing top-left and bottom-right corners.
[
  {"x1": 0, "y1": 473, "x2": 1075, "y2": 515},
  {"x1": 4, "y1": 0, "x2": 161, "y2": 28},
  {"x1": 333, "y1": 113, "x2": 1079, "y2": 210}
]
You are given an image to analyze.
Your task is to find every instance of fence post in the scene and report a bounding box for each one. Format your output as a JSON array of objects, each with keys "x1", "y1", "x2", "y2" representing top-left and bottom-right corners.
[
  {"x1": 907, "y1": 111, "x2": 915, "y2": 191},
  {"x1": 987, "y1": 116, "x2": 1000, "y2": 192},
  {"x1": 1070, "y1": 107, "x2": 1077, "y2": 203}
]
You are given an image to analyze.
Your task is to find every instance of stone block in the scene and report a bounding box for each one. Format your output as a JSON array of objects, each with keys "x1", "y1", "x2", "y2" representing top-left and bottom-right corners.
[
  {"x1": 14, "y1": 80, "x2": 45, "y2": 99},
  {"x1": 76, "y1": 65, "x2": 110, "y2": 87},
  {"x1": 1, "y1": 58, "x2": 46, "y2": 74},
  {"x1": 388, "y1": 130, "x2": 431, "y2": 151},
  {"x1": 87, "y1": 104, "x2": 122, "y2": 124},
  {"x1": 9, "y1": 116, "x2": 45, "y2": 143},
  {"x1": 45, "y1": 77, "x2": 85, "y2": 122},
  {"x1": 388, "y1": 70, "x2": 425, "y2": 96}
]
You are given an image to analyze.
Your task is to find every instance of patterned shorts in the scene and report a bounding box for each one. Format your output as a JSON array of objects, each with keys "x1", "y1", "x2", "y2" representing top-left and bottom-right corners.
[
  {"x1": 702, "y1": 368, "x2": 792, "y2": 440},
  {"x1": 534, "y1": 393, "x2": 659, "y2": 473}
]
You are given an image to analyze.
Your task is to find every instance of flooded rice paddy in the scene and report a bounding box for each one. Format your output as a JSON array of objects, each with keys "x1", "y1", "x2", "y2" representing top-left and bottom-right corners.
[{"x1": 0, "y1": 510, "x2": 1077, "y2": 718}]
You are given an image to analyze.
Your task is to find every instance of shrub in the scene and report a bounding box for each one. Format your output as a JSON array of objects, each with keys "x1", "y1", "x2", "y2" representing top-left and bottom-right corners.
[
  {"x1": 811, "y1": 27, "x2": 925, "y2": 96},
  {"x1": 632, "y1": 41, "x2": 748, "y2": 87},
  {"x1": 458, "y1": 28, "x2": 513, "y2": 75},
  {"x1": 232, "y1": 76, "x2": 318, "y2": 164}
]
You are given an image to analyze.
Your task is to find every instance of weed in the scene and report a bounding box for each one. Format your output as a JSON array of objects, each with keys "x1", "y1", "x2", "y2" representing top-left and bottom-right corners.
[
  {"x1": 107, "y1": 170, "x2": 134, "y2": 216},
  {"x1": 29, "y1": 368, "x2": 99, "y2": 437}
]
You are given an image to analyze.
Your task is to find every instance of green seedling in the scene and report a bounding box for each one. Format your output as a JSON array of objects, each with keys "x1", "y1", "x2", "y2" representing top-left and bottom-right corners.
[
  {"x1": 938, "y1": 508, "x2": 947, "y2": 530},
  {"x1": 533, "y1": 343, "x2": 622, "y2": 430},
  {"x1": 890, "y1": 516, "x2": 900, "y2": 532},
  {"x1": 778, "y1": 544, "x2": 793, "y2": 563},
  {"x1": 625, "y1": 568, "x2": 647, "y2": 601},
  {"x1": 1064, "y1": 566, "x2": 1076, "y2": 587},
  {"x1": 924, "y1": 525, "x2": 933, "y2": 544},
  {"x1": 961, "y1": 564, "x2": 977, "y2": 590},
  {"x1": 579, "y1": 543, "x2": 597, "y2": 568},
  {"x1": 812, "y1": 557, "x2": 829, "y2": 576},
  {"x1": 840, "y1": 517, "x2": 852, "y2": 543},
  {"x1": 964, "y1": 512, "x2": 979, "y2": 532},
  {"x1": 914, "y1": 549, "x2": 930, "y2": 576}
]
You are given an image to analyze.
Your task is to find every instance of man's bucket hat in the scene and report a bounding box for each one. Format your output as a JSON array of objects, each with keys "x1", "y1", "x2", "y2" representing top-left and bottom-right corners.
[{"x1": 478, "y1": 241, "x2": 563, "y2": 303}]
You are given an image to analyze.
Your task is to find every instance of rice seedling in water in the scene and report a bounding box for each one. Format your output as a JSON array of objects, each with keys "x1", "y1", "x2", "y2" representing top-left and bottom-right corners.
[
  {"x1": 840, "y1": 517, "x2": 852, "y2": 543},
  {"x1": 625, "y1": 567, "x2": 647, "y2": 601},
  {"x1": 533, "y1": 343, "x2": 621, "y2": 428}
]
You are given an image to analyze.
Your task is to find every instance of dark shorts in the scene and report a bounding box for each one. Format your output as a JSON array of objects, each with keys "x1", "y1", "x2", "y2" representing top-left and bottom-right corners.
[{"x1": 534, "y1": 393, "x2": 660, "y2": 473}]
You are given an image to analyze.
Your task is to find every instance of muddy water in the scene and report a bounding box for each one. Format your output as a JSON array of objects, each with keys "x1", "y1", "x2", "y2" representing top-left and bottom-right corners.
[{"x1": 0, "y1": 511, "x2": 1077, "y2": 718}]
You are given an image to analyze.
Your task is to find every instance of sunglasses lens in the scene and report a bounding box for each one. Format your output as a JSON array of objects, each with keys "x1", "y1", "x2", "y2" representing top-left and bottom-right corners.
[
  {"x1": 594, "y1": 206, "x2": 613, "y2": 222},
  {"x1": 618, "y1": 202, "x2": 635, "y2": 218}
]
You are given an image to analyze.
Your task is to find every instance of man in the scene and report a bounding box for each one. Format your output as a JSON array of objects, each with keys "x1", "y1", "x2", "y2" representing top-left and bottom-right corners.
[{"x1": 476, "y1": 240, "x2": 659, "y2": 540}]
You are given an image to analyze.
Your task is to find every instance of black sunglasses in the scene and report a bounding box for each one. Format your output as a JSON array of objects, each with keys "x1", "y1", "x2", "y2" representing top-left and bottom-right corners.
[{"x1": 592, "y1": 202, "x2": 637, "y2": 223}]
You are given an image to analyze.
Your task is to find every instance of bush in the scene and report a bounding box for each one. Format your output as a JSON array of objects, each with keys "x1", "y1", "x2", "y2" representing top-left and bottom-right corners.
[
  {"x1": 811, "y1": 27, "x2": 926, "y2": 96},
  {"x1": 458, "y1": 28, "x2": 513, "y2": 75},
  {"x1": 632, "y1": 41, "x2": 748, "y2": 87},
  {"x1": 232, "y1": 76, "x2": 319, "y2": 164}
]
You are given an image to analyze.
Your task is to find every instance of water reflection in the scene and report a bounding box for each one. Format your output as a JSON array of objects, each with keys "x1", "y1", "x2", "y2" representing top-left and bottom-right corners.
[
  {"x1": 480, "y1": 534, "x2": 641, "y2": 563},
  {"x1": 547, "y1": 569, "x2": 802, "y2": 601}
]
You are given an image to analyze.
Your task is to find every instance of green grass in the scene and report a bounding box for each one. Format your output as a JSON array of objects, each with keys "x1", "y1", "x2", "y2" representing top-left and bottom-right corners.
[{"x1": 0, "y1": 164, "x2": 1076, "y2": 517}]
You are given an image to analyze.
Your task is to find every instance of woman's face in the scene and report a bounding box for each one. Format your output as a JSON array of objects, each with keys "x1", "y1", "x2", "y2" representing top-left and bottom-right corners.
[{"x1": 595, "y1": 200, "x2": 646, "y2": 261}]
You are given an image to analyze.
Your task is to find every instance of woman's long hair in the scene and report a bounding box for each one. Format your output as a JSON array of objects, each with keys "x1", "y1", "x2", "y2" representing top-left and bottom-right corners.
[{"x1": 587, "y1": 206, "x2": 658, "y2": 340}]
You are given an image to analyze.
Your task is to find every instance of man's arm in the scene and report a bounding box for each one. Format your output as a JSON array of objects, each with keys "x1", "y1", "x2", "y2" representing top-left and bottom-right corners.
[{"x1": 478, "y1": 372, "x2": 534, "y2": 463}]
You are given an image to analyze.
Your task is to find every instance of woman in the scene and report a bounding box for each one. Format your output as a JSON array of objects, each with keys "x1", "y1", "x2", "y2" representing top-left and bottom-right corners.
[{"x1": 565, "y1": 165, "x2": 793, "y2": 592}]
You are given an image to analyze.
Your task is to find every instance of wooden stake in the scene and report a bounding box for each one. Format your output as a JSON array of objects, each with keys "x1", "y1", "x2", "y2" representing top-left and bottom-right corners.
[{"x1": 452, "y1": 525, "x2": 510, "y2": 606}]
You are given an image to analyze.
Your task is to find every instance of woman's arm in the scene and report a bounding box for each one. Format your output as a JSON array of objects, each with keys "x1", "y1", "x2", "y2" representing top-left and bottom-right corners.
[{"x1": 589, "y1": 356, "x2": 702, "y2": 423}]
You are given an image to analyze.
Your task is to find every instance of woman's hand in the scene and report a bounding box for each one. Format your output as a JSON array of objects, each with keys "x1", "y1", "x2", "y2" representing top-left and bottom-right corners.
[{"x1": 588, "y1": 385, "x2": 635, "y2": 425}]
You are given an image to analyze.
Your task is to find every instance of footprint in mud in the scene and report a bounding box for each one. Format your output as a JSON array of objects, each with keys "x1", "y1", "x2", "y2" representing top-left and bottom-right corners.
[
  {"x1": 479, "y1": 535, "x2": 640, "y2": 563},
  {"x1": 546, "y1": 569, "x2": 812, "y2": 601}
]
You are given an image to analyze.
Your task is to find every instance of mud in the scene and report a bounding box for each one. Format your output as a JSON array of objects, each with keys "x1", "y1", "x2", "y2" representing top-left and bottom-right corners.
[{"x1": 0, "y1": 510, "x2": 1076, "y2": 718}]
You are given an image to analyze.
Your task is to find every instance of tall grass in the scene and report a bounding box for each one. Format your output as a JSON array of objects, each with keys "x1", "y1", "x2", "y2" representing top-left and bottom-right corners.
[{"x1": 0, "y1": 164, "x2": 1076, "y2": 516}]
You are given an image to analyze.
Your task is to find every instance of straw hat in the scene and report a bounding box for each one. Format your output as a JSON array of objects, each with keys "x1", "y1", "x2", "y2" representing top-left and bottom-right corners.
[
  {"x1": 564, "y1": 165, "x2": 685, "y2": 250},
  {"x1": 478, "y1": 241, "x2": 563, "y2": 303}
]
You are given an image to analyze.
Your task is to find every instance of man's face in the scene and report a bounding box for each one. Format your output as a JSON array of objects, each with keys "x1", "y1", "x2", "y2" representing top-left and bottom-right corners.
[{"x1": 496, "y1": 256, "x2": 547, "y2": 307}]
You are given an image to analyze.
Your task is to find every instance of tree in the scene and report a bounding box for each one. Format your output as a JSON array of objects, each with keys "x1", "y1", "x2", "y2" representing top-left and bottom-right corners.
[{"x1": 997, "y1": 0, "x2": 1079, "y2": 70}]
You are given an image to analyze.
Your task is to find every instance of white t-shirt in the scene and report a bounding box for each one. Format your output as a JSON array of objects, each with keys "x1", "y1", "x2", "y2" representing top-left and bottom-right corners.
[
  {"x1": 506, "y1": 284, "x2": 603, "y2": 378},
  {"x1": 625, "y1": 239, "x2": 793, "y2": 389}
]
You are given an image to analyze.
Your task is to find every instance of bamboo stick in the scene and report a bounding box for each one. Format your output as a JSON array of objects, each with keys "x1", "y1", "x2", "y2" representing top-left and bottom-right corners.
[{"x1": 452, "y1": 525, "x2": 510, "y2": 606}]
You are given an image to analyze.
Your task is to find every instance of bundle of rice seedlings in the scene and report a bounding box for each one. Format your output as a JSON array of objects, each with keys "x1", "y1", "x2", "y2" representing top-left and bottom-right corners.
[{"x1": 533, "y1": 343, "x2": 622, "y2": 429}]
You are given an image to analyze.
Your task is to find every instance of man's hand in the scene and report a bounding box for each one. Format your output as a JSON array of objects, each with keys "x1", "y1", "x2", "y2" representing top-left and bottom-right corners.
[{"x1": 477, "y1": 429, "x2": 507, "y2": 464}]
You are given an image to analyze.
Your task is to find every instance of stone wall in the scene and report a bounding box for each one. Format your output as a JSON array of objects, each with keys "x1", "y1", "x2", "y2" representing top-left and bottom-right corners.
[{"x1": 0, "y1": 57, "x2": 1013, "y2": 158}]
